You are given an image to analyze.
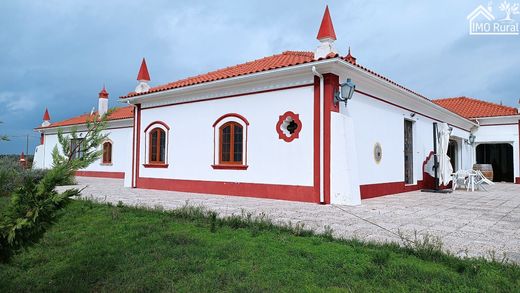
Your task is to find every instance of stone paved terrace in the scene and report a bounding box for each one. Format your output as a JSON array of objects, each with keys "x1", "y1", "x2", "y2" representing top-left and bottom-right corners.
[{"x1": 59, "y1": 178, "x2": 520, "y2": 263}]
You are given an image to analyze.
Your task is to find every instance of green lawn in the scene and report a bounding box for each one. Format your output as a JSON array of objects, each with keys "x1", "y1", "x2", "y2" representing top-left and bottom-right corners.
[{"x1": 0, "y1": 199, "x2": 519, "y2": 292}]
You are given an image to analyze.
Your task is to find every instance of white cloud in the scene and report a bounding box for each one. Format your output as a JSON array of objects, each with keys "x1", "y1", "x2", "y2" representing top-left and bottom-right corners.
[{"x1": 0, "y1": 92, "x2": 38, "y2": 113}]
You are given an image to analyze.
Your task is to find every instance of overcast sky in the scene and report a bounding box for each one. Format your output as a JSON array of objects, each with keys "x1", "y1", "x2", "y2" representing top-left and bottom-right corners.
[{"x1": 1, "y1": 0, "x2": 519, "y2": 154}]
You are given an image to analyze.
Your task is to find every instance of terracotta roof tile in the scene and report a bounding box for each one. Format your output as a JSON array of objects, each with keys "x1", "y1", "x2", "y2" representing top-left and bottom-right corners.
[
  {"x1": 433, "y1": 97, "x2": 518, "y2": 118},
  {"x1": 122, "y1": 51, "x2": 327, "y2": 98},
  {"x1": 38, "y1": 106, "x2": 134, "y2": 129},
  {"x1": 121, "y1": 50, "x2": 431, "y2": 104}
]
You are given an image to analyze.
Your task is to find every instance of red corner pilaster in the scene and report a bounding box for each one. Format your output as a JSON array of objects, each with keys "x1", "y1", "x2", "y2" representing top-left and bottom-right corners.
[
  {"x1": 517, "y1": 120, "x2": 520, "y2": 184},
  {"x1": 322, "y1": 73, "x2": 340, "y2": 204},
  {"x1": 133, "y1": 104, "x2": 142, "y2": 187}
]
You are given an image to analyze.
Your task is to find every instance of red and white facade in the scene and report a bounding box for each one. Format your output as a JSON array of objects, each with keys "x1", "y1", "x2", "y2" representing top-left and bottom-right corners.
[{"x1": 33, "y1": 7, "x2": 520, "y2": 204}]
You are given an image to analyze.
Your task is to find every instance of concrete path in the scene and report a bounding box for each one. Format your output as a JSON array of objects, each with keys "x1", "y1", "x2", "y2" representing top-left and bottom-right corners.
[{"x1": 60, "y1": 178, "x2": 520, "y2": 263}]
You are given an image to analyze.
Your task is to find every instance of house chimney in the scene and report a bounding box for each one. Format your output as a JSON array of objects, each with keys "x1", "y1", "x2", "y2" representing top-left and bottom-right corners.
[
  {"x1": 135, "y1": 58, "x2": 151, "y2": 93},
  {"x1": 42, "y1": 108, "x2": 51, "y2": 127},
  {"x1": 315, "y1": 6, "x2": 338, "y2": 60},
  {"x1": 98, "y1": 85, "x2": 109, "y2": 116}
]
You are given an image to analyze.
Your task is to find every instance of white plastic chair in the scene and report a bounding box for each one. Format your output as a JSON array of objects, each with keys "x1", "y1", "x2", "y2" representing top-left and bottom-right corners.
[
  {"x1": 474, "y1": 170, "x2": 495, "y2": 191},
  {"x1": 452, "y1": 170, "x2": 469, "y2": 191}
]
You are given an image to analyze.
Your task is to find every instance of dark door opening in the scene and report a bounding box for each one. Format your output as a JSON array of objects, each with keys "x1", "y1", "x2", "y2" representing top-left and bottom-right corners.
[
  {"x1": 476, "y1": 143, "x2": 514, "y2": 182},
  {"x1": 447, "y1": 140, "x2": 458, "y2": 171},
  {"x1": 404, "y1": 120, "x2": 414, "y2": 184}
]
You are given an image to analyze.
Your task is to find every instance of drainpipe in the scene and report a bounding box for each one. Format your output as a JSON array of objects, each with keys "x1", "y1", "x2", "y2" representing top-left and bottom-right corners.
[
  {"x1": 312, "y1": 66, "x2": 325, "y2": 204},
  {"x1": 126, "y1": 100, "x2": 138, "y2": 188}
]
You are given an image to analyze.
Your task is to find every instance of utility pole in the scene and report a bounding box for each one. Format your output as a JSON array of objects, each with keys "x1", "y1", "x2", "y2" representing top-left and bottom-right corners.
[{"x1": 26, "y1": 134, "x2": 29, "y2": 155}]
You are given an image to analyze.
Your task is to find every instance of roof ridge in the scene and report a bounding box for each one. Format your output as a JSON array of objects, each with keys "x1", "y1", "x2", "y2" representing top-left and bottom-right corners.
[
  {"x1": 436, "y1": 96, "x2": 518, "y2": 111},
  {"x1": 282, "y1": 50, "x2": 313, "y2": 56}
]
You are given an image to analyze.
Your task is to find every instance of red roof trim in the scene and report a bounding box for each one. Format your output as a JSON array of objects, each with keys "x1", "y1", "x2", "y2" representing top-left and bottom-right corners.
[
  {"x1": 212, "y1": 113, "x2": 250, "y2": 127},
  {"x1": 143, "y1": 120, "x2": 170, "y2": 133},
  {"x1": 317, "y1": 6, "x2": 337, "y2": 40}
]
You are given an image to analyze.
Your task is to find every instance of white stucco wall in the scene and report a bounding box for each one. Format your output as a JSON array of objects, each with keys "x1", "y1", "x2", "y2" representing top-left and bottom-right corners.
[
  {"x1": 37, "y1": 126, "x2": 133, "y2": 175},
  {"x1": 343, "y1": 91, "x2": 472, "y2": 186},
  {"x1": 137, "y1": 85, "x2": 315, "y2": 186}
]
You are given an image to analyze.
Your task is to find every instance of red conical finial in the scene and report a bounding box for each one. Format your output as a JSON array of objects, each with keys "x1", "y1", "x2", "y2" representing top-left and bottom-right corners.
[
  {"x1": 43, "y1": 108, "x2": 50, "y2": 121},
  {"x1": 99, "y1": 84, "x2": 109, "y2": 99},
  {"x1": 20, "y1": 152, "x2": 25, "y2": 160},
  {"x1": 137, "y1": 58, "x2": 151, "y2": 81},
  {"x1": 317, "y1": 6, "x2": 337, "y2": 41},
  {"x1": 345, "y1": 46, "x2": 357, "y2": 64}
]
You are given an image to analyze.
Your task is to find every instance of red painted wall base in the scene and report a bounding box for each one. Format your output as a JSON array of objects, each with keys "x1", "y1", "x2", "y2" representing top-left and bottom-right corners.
[
  {"x1": 516, "y1": 177, "x2": 520, "y2": 184},
  {"x1": 136, "y1": 177, "x2": 318, "y2": 203},
  {"x1": 75, "y1": 171, "x2": 125, "y2": 179},
  {"x1": 360, "y1": 181, "x2": 424, "y2": 199}
]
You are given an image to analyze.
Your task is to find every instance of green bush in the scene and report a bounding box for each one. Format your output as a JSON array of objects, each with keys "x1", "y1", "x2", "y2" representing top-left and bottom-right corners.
[
  {"x1": 0, "y1": 110, "x2": 111, "y2": 262},
  {"x1": 0, "y1": 164, "x2": 79, "y2": 262},
  {"x1": 0, "y1": 157, "x2": 48, "y2": 197}
]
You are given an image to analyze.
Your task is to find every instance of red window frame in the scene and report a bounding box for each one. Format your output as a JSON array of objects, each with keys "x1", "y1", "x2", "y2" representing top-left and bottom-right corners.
[
  {"x1": 148, "y1": 128, "x2": 166, "y2": 164},
  {"x1": 219, "y1": 122, "x2": 243, "y2": 165},
  {"x1": 102, "y1": 141, "x2": 112, "y2": 164}
]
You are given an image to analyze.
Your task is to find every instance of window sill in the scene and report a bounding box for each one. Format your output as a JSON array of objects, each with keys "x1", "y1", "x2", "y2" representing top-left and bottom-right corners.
[
  {"x1": 211, "y1": 164, "x2": 248, "y2": 170},
  {"x1": 143, "y1": 163, "x2": 169, "y2": 168},
  {"x1": 100, "y1": 163, "x2": 113, "y2": 166}
]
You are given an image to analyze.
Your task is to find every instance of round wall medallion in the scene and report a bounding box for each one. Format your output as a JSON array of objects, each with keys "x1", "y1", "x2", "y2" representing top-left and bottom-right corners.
[
  {"x1": 276, "y1": 111, "x2": 302, "y2": 142},
  {"x1": 374, "y1": 143, "x2": 382, "y2": 163}
]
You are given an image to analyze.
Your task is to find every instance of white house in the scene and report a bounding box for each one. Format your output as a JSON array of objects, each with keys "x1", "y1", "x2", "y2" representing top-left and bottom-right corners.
[{"x1": 33, "y1": 6, "x2": 520, "y2": 205}]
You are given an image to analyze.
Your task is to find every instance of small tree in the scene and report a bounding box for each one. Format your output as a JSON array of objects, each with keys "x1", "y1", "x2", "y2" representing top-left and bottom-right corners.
[
  {"x1": 0, "y1": 110, "x2": 112, "y2": 262},
  {"x1": 52, "y1": 110, "x2": 112, "y2": 171}
]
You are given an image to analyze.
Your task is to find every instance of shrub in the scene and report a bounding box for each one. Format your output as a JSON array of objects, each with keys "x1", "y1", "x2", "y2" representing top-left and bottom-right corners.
[
  {"x1": 0, "y1": 164, "x2": 80, "y2": 262},
  {"x1": 0, "y1": 156, "x2": 48, "y2": 197},
  {"x1": 0, "y1": 110, "x2": 112, "y2": 262}
]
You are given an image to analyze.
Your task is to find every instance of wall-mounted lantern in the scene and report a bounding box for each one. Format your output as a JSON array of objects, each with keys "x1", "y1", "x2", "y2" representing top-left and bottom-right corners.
[
  {"x1": 334, "y1": 78, "x2": 356, "y2": 106},
  {"x1": 465, "y1": 134, "x2": 476, "y2": 145}
]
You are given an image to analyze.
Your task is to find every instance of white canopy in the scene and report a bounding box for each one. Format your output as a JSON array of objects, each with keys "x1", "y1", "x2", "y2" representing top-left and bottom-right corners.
[
  {"x1": 437, "y1": 123, "x2": 453, "y2": 185},
  {"x1": 425, "y1": 123, "x2": 453, "y2": 186}
]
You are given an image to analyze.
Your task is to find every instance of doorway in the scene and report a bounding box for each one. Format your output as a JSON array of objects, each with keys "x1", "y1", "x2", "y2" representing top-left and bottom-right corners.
[
  {"x1": 476, "y1": 143, "x2": 514, "y2": 182},
  {"x1": 447, "y1": 140, "x2": 458, "y2": 171},
  {"x1": 404, "y1": 120, "x2": 414, "y2": 184}
]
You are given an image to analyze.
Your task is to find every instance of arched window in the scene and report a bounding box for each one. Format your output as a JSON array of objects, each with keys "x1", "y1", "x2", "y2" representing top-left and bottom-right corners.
[
  {"x1": 219, "y1": 122, "x2": 243, "y2": 164},
  {"x1": 102, "y1": 141, "x2": 112, "y2": 164},
  {"x1": 212, "y1": 113, "x2": 248, "y2": 170},
  {"x1": 149, "y1": 128, "x2": 166, "y2": 164}
]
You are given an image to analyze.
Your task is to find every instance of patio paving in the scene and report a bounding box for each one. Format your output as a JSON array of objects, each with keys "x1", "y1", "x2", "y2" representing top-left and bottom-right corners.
[{"x1": 60, "y1": 178, "x2": 520, "y2": 263}]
